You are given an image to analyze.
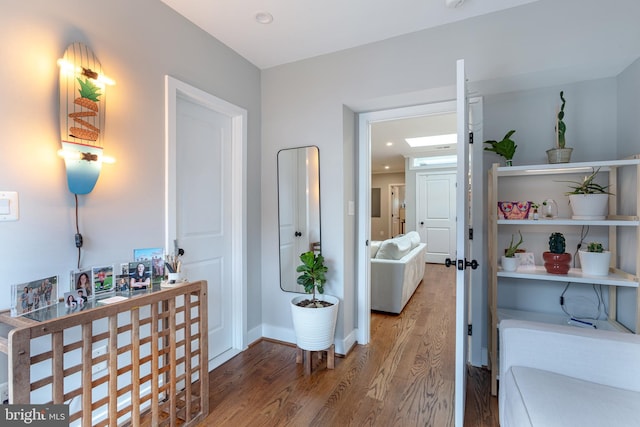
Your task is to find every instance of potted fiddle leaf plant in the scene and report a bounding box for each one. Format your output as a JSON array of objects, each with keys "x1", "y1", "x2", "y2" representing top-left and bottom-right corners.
[
  {"x1": 563, "y1": 167, "x2": 613, "y2": 220},
  {"x1": 484, "y1": 129, "x2": 517, "y2": 166},
  {"x1": 578, "y1": 242, "x2": 611, "y2": 276},
  {"x1": 546, "y1": 91, "x2": 573, "y2": 163},
  {"x1": 502, "y1": 231, "x2": 524, "y2": 272},
  {"x1": 290, "y1": 251, "x2": 339, "y2": 352},
  {"x1": 543, "y1": 232, "x2": 571, "y2": 274}
]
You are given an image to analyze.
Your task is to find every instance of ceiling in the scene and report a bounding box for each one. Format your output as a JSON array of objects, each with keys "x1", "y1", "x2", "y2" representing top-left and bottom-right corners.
[{"x1": 159, "y1": 0, "x2": 538, "y2": 70}]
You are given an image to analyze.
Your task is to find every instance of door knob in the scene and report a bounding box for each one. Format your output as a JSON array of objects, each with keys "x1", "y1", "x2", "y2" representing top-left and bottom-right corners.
[
  {"x1": 294, "y1": 231, "x2": 302, "y2": 237},
  {"x1": 445, "y1": 258, "x2": 479, "y2": 270},
  {"x1": 420, "y1": 221, "x2": 424, "y2": 226}
]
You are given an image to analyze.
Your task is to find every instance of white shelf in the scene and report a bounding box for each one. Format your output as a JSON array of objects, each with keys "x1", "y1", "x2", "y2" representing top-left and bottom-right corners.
[
  {"x1": 497, "y1": 265, "x2": 638, "y2": 287},
  {"x1": 497, "y1": 308, "x2": 628, "y2": 333},
  {"x1": 495, "y1": 157, "x2": 640, "y2": 176},
  {"x1": 497, "y1": 218, "x2": 639, "y2": 226}
]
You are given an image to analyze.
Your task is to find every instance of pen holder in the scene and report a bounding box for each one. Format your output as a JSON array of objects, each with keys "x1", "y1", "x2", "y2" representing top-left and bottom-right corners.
[{"x1": 167, "y1": 272, "x2": 184, "y2": 284}]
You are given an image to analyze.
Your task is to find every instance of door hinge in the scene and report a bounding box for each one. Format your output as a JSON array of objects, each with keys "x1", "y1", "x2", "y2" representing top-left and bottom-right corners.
[
  {"x1": 467, "y1": 324, "x2": 473, "y2": 336},
  {"x1": 468, "y1": 228, "x2": 473, "y2": 240},
  {"x1": 469, "y1": 131, "x2": 474, "y2": 144}
]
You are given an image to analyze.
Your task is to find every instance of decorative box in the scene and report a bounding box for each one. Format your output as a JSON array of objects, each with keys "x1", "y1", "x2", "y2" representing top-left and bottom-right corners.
[{"x1": 498, "y1": 201, "x2": 532, "y2": 220}]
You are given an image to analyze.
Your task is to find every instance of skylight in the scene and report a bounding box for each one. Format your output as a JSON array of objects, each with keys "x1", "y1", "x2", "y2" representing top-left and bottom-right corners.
[{"x1": 405, "y1": 133, "x2": 457, "y2": 147}]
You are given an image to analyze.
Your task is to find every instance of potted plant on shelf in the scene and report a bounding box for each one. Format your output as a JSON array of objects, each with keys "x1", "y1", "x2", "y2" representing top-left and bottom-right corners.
[
  {"x1": 546, "y1": 91, "x2": 573, "y2": 163},
  {"x1": 502, "y1": 231, "x2": 524, "y2": 272},
  {"x1": 543, "y1": 232, "x2": 572, "y2": 274},
  {"x1": 484, "y1": 129, "x2": 517, "y2": 166},
  {"x1": 578, "y1": 242, "x2": 612, "y2": 276},
  {"x1": 564, "y1": 167, "x2": 612, "y2": 220},
  {"x1": 290, "y1": 251, "x2": 339, "y2": 352}
]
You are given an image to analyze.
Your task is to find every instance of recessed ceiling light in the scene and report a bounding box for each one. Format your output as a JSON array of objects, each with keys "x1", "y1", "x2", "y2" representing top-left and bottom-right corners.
[
  {"x1": 384, "y1": 165, "x2": 390, "y2": 170},
  {"x1": 386, "y1": 142, "x2": 393, "y2": 146},
  {"x1": 405, "y1": 134, "x2": 457, "y2": 148},
  {"x1": 255, "y1": 12, "x2": 273, "y2": 24}
]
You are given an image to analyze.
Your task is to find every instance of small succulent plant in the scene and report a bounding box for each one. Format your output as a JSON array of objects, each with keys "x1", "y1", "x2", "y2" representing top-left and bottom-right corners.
[
  {"x1": 548, "y1": 232, "x2": 566, "y2": 254},
  {"x1": 587, "y1": 242, "x2": 604, "y2": 253},
  {"x1": 505, "y1": 231, "x2": 524, "y2": 258}
]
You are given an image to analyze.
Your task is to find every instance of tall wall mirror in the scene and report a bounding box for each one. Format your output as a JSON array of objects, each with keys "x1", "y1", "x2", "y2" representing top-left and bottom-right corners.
[{"x1": 278, "y1": 146, "x2": 321, "y2": 292}]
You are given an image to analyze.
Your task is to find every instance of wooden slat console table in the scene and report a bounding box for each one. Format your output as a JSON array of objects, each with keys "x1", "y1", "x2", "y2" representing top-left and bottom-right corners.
[{"x1": 0, "y1": 280, "x2": 209, "y2": 427}]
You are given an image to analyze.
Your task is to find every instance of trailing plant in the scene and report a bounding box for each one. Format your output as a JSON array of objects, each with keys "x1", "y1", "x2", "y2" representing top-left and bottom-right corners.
[
  {"x1": 296, "y1": 251, "x2": 328, "y2": 304},
  {"x1": 556, "y1": 91, "x2": 566, "y2": 148},
  {"x1": 548, "y1": 232, "x2": 566, "y2": 254},
  {"x1": 587, "y1": 242, "x2": 604, "y2": 253},
  {"x1": 484, "y1": 130, "x2": 517, "y2": 162},
  {"x1": 505, "y1": 231, "x2": 524, "y2": 258},
  {"x1": 563, "y1": 168, "x2": 613, "y2": 195}
]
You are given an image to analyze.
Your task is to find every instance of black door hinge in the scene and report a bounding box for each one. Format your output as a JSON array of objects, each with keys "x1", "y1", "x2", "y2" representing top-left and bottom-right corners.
[
  {"x1": 469, "y1": 131, "x2": 474, "y2": 144},
  {"x1": 467, "y1": 324, "x2": 473, "y2": 336},
  {"x1": 468, "y1": 228, "x2": 473, "y2": 240}
]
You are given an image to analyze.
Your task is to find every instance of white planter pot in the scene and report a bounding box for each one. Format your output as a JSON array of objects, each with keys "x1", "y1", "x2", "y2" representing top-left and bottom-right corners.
[
  {"x1": 291, "y1": 294, "x2": 339, "y2": 351},
  {"x1": 501, "y1": 256, "x2": 519, "y2": 272},
  {"x1": 578, "y1": 250, "x2": 611, "y2": 276},
  {"x1": 568, "y1": 194, "x2": 609, "y2": 220}
]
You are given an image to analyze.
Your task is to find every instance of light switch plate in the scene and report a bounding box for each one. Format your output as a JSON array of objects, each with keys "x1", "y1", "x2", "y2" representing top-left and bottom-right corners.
[{"x1": 0, "y1": 191, "x2": 18, "y2": 221}]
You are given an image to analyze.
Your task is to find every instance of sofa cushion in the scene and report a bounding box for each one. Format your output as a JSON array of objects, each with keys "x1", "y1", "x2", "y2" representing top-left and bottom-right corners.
[
  {"x1": 503, "y1": 365, "x2": 640, "y2": 427},
  {"x1": 405, "y1": 231, "x2": 421, "y2": 249},
  {"x1": 375, "y1": 234, "x2": 413, "y2": 260},
  {"x1": 370, "y1": 241, "x2": 381, "y2": 258}
]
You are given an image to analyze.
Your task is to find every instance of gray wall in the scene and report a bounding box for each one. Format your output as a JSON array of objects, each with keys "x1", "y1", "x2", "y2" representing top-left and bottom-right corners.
[{"x1": 0, "y1": 0, "x2": 263, "y2": 382}]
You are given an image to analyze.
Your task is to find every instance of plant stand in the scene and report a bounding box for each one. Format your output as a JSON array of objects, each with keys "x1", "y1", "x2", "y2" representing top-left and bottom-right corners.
[{"x1": 296, "y1": 344, "x2": 335, "y2": 375}]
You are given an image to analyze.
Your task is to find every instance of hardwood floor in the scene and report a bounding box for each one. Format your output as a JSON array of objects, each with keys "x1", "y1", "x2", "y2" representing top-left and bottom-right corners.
[{"x1": 198, "y1": 264, "x2": 498, "y2": 426}]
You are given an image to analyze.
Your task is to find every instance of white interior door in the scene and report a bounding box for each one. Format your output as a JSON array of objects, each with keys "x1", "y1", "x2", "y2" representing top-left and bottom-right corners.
[
  {"x1": 165, "y1": 76, "x2": 247, "y2": 370},
  {"x1": 417, "y1": 173, "x2": 456, "y2": 263},
  {"x1": 454, "y1": 59, "x2": 471, "y2": 427}
]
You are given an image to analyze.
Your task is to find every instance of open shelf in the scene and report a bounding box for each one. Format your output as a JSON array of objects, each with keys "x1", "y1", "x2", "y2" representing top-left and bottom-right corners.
[
  {"x1": 497, "y1": 218, "x2": 639, "y2": 226},
  {"x1": 497, "y1": 308, "x2": 628, "y2": 333},
  {"x1": 497, "y1": 265, "x2": 639, "y2": 287}
]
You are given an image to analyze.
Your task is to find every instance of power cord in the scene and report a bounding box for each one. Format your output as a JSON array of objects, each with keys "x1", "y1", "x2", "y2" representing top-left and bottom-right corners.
[{"x1": 74, "y1": 194, "x2": 83, "y2": 269}]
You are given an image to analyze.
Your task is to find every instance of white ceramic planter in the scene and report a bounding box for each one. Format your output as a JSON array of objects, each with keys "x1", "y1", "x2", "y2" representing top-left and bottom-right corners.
[
  {"x1": 291, "y1": 294, "x2": 339, "y2": 351},
  {"x1": 501, "y1": 256, "x2": 519, "y2": 272},
  {"x1": 569, "y1": 194, "x2": 609, "y2": 220},
  {"x1": 578, "y1": 250, "x2": 611, "y2": 276}
]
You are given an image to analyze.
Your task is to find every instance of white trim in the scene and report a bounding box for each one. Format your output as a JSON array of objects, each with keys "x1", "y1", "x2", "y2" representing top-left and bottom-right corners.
[{"x1": 164, "y1": 76, "x2": 248, "y2": 364}]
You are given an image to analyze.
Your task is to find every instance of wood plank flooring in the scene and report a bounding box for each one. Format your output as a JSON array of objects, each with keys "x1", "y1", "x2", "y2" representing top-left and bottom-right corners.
[{"x1": 198, "y1": 264, "x2": 498, "y2": 426}]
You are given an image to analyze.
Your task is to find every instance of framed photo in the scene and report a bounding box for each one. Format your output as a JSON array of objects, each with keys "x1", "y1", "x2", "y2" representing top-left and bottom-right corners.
[
  {"x1": 11, "y1": 275, "x2": 58, "y2": 317},
  {"x1": 63, "y1": 290, "x2": 87, "y2": 309},
  {"x1": 129, "y1": 260, "x2": 152, "y2": 291},
  {"x1": 92, "y1": 265, "x2": 115, "y2": 294},
  {"x1": 134, "y1": 247, "x2": 165, "y2": 284},
  {"x1": 72, "y1": 269, "x2": 93, "y2": 300},
  {"x1": 114, "y1": 273, "x2": 130, "y2": 292}
]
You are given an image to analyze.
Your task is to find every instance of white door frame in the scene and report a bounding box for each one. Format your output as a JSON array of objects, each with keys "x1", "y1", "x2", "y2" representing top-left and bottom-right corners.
[
  {"x1": 357, "y1": 98, "x2": 484, "y2": 364},
  {"x1": 164, "y1": 76, "x2": 248, "y2": 365},
  {"x1": 357, "y1": 100, "x2": 456, "y2": 345}
]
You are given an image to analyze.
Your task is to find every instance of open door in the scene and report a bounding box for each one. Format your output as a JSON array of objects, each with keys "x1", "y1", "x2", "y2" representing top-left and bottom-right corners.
[{"x1": 452, "y1": 59, "x2": 477, "y2": 427}]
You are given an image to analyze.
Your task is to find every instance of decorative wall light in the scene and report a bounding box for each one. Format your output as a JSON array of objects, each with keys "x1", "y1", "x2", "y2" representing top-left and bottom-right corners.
[{"x1": 58, "y1": 42, "x2": 115, "y2": 195}]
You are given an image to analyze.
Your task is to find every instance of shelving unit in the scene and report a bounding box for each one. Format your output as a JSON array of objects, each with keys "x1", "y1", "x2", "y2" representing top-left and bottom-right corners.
[
  {"x1": 0, "y1": 280, "x2": 209, "y2": 426},
  {"x1": 487, "y1": 157, "x2": 640, "y2": 396}
]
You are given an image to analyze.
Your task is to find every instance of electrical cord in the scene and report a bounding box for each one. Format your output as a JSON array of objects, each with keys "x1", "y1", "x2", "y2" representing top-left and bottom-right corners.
[{"x1": 74, "y1": 194, "x2": 83, "y2": 269}]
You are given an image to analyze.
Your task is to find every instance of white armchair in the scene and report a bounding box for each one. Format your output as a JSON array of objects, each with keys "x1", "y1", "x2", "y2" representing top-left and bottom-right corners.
[{"x1": 499, "y1": 319, "x2": 640, "y2": 427}]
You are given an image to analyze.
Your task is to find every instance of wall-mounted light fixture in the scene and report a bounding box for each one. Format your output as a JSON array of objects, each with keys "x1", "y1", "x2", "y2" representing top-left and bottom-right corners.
[{"x1": 58, "y1": 42, "x2": 115, "y2": 195}]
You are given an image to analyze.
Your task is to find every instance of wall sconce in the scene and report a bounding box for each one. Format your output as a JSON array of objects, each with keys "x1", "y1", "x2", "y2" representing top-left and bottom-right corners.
[{"x1": 58, "y1": 42, "x2": 115, "y2": 195}]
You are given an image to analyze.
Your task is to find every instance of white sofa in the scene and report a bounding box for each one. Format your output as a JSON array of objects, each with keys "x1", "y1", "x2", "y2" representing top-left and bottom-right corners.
[
  {"x1": 370, "y1": 231, "x2": 427, "y2": 314},
  {"x1": 499, "y1": 319, "x2": 640, "y2": 427}
]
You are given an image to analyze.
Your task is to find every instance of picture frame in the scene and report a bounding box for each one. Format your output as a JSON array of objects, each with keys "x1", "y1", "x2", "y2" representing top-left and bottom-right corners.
[
  {"x1": 11, "y1": 275, "x2": 58, "y2": 317},
  {"x1": 72, "y1": 269, "x2": 94, "y2": 300},
  {"x1": 92, "y1": 264, "x2": 115, "y2": 294},
  {"x1": 114, "y1": 273, "x2": 130, "y2": 293},
  {"x1": 129, "y1": 260, "x2": 152, "y2": 291},
  {"x1": 134, "y1": 247, "x2": 165, "y2": 284},
  {"x1": 63, "y1": 290, "x2": 87, "y2": 309}
]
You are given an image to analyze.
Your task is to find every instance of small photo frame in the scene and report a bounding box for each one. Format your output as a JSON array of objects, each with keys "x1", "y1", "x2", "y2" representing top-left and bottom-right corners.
[
  {"x1": 134, "y1": 247, "x2": 165, "y2": 284},
  {"x1": 114, "y1": 274, "x2": 130, "y2": 293},
  {"x1": 12, "y1": 275, "x2": 58, "y2": 317},
  {"x1": 515, "y1": 252, "x2": 536, "y2": 270},
  {"x1": 64, "y1": 290, "x2": 86, "y2": 309},
  {"x1": 92, "y1": 265, "x2": 115, "y2": 294},
  {"x1": 72, "y1": 269, "x2": 93, "y2": 300},
  {"x1": 129, "y1": 260, "x2": 152, "y2": 291}
]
